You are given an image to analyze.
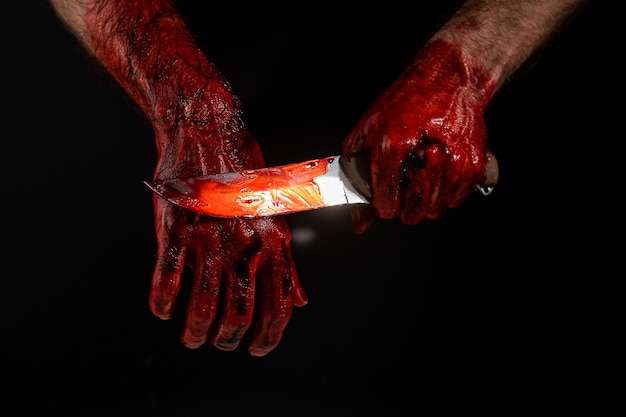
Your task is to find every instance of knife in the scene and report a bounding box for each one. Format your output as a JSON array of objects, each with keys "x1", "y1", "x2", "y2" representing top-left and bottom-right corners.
[{"x1": 144, "y1": 151, "x2": 498, "y2": 218}]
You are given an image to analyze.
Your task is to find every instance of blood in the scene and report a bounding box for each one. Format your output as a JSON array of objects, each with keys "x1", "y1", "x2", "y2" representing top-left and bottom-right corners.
[
  {"x1": 342, "y1": 38, "x2": 496, "y2": 225},
  {"x1": 81, "y1": 0, "x2": 307, "y2": 356},
  {"x1": 82, "y1": 0, "x2": 263, "y2": 179}
]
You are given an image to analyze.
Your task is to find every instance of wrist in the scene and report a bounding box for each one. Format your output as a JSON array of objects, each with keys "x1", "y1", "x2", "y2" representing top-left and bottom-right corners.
[
  {"x1": 82, "y1": 0, "x2": 234, "y2": 129},
  {"x1": 155, "y1": 124, "x2": 264, "y2": 180},
  {"x1": 81, "y1": 0, "x2": 261, "y2": 177},
  {"x1": 431, "y1": 0, "x2": 587, "y2": 91}
]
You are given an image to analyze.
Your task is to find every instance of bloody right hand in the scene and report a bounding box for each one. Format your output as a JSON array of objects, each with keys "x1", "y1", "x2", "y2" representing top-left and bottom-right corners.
[{"x1": 342, "y1": 40, "x2": 496, "y2": 234}]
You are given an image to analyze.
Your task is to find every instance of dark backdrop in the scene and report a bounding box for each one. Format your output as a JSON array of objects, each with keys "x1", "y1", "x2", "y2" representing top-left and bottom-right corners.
[{"x1": 1, "y1": 1, "x2": 621, "y2": 415}]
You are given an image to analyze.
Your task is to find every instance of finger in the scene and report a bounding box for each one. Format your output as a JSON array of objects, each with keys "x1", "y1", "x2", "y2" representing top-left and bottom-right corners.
[
  {"x1": 260, "y1": 217, "x2": 307, "y2": 306},
  {"x1": 426, "y1": 159, "x2": 456, "y2": 219},
  {"x1": 370, "y1": 146, "x2": 404, "y2": 219},
  {"x1": 400, "y1": 141, "x2": 445, "y2": 224},
  {"x1": 181, "y1": 250, "x2": 222, "y2": 349},
  {"x1": 422, "y1": 143, "x2": 451, "y2": 220},
  {"x1": 209, "y1": 256, "x2": 257, "y2": 352},
  {"x1": 290, "y1": 254, "x2": 308, "y2": 307},
  {"x1": 248, "y1": 250, "x2": 295, "y2": 357},
  {"x1": 149, "y1": 202, "x2": 193, "y2": 320},
  {"x1": 399, "y1": 164, "x2": 429, "y2": 224},
  {"x1": 448, "y1": 157, "x2": 481, "y2": 209}
]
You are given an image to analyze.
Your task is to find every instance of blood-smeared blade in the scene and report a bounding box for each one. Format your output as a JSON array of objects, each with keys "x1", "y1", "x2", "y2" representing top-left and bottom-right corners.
[{"x1": 143, "y1": 153, "x2": 372, "y2": 218}]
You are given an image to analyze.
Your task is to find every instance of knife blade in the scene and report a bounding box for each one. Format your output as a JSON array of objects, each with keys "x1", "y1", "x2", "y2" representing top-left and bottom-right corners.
[
  {"x1": 144, "y1": 150, "x2": 498, "y2": 218},
  {"x1": 143, "y1": 153, "x2": 372, "y2": 218}
]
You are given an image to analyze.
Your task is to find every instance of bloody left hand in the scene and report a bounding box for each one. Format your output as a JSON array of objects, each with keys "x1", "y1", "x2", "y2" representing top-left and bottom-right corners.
[
  {"x1": 75, "y1": 0, "x2": 308, "y2": 356},
  {"x1": 150, "y1": 196, "x2": 307, "y2": 356},
  {"x1": 342, "y1": 40, "x2": 496, "y2": 233}
]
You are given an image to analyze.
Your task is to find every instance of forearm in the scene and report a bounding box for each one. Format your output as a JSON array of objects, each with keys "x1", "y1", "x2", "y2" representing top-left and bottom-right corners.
[
  {"x1": 431, "y1": 0, "x2": 588, "y2": 93},
  {"x1": 49, "y1": 0, "x2": 256, "y2": 176}
]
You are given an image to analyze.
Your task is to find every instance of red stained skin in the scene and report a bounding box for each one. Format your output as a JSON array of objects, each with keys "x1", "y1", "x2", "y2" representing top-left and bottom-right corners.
[
  {"x1": 79, "y1": 0, "x2": 492, "y2": 353},
  {"x1": 46, "y1": 0, "x2": 587, "y2": 361},
  {"x1": 82, "y1": 0, "x2": 307, "y2": 356},
  {"x1": 342, "y1": 39, "x2": 496, "y2": 233}
]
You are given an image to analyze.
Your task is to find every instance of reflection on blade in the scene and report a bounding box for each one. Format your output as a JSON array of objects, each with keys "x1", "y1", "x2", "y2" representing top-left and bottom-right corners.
[{"x1": 144, "y1": 155, "x2": 369, "y2": 218}]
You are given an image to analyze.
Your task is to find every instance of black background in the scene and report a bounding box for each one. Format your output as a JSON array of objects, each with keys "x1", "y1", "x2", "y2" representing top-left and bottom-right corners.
[{"x1": 1, "y1": 1, "x2": 621, "y2": 415}]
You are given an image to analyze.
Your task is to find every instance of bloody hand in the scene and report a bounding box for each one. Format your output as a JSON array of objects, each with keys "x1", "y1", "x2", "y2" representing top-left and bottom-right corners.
[
  {"x1": 79, "y1": 0, "x2": 307, "y2": 356},
  {"x1": 148, "y1": 111, "x2": 308, "y2": 357},
  {"x1": 151, "y1": 195, "x2": 308, "y2": 356},
  {"x1": 147, "y1": 77, "x2": 309, "y2": 356},
  {"x1": 150, "y1": 125, "x2": 309, "y2": 357},
  {"x1": 142, "y1": 49, "x2": 308, "y2": 358},
  {"x1": 342, "y1": 40, "x2": 496, "y2": 233}
]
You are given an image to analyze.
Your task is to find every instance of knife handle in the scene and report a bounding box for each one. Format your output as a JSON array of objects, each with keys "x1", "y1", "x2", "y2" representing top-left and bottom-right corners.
[{"x1": 340, "y1": 149, "x2": 499, "y2": 199}]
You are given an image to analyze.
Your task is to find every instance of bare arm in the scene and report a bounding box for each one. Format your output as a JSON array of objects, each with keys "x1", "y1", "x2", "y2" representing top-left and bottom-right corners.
[
  {"x1": 343, "y1": 0, "x2": 589, "y2": 231},
  {"x1": 49, "y1": 0, "x2": 90, "y2": 50},
  {"x1": 49, "y1": 0, "x2": 255, "y2": 177},
  {"x1": 433, "y1": 0, "x2": 588, "y2": 91},
  {"x1": 49, "y1": 0, "x2": 307, "y2": 357}
]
